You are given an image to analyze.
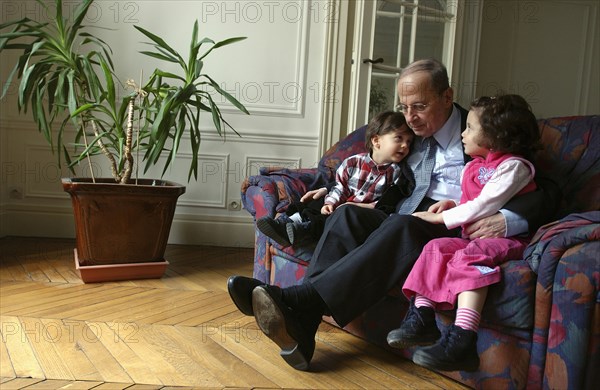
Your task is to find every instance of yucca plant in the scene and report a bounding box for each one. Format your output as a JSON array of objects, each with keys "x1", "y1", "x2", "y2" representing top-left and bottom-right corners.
[{"x1": 0, "y1": 0, "x2": 248, "y2": 184}]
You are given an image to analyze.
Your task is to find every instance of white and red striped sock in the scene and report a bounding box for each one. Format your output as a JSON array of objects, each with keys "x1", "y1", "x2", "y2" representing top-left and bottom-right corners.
[
  {"x1": 414, "y1": 295, "x2": 435, "y2": 309},
  {"x1": 455, "y1": 307, "x2": 481, "y2": 332}
]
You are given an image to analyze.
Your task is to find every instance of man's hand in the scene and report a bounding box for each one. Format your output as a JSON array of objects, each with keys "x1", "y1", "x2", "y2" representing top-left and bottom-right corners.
[
  {"x1": 463, "y1": 212, "x2": 506, "y2": 239},
  {"x1": 301, "y1": 187, "x2": 328, "y2": 203}
]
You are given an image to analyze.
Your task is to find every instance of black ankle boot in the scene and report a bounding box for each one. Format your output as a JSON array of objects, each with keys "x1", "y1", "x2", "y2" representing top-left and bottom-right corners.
[
  {"x1": 387, "y1": 302, "x2": 441, "y2": 349},
  {"x1": 412, "y1": 324, "x2": 479, "y2": 372}
]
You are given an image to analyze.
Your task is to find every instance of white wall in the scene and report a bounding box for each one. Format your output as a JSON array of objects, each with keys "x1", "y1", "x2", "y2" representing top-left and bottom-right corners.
[
  {"x1": 476, "y1": 0, "x2": 599, "y2": 118},
  {"x1": 3, "y1": 0, "x2": 597, "y2": 247},
  {"x1": 0, "y1": 0, "x2": 333, "y2": 247}
]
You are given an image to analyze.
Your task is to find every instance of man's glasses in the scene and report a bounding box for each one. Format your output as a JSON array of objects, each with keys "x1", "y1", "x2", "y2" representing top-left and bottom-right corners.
[{"x1": 395, "y1": 103, "x2": 429, "y2": 114}]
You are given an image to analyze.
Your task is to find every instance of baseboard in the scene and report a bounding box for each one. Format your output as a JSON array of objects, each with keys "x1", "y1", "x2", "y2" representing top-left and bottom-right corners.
[
  {"x1": 0, "y1": 205, "x2": 7, "y2": 238},
  {"x1": 2, "y1": 205, "x2": 255, "y2": 248}
]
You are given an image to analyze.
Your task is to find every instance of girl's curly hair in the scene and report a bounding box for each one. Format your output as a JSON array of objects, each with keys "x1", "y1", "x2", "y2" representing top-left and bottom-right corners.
[{"x1": 471, "y1": 94, "x2": 541, "y2": 160}]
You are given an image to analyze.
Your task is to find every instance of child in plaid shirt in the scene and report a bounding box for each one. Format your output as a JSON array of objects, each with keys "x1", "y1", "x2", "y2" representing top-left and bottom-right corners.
[{"x1": 257, "y1": 111, "x2": 415, "y2": 247}]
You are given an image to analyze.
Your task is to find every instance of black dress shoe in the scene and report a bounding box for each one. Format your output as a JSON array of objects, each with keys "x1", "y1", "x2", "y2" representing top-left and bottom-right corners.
[
  {"x1": 227, "y1": 275, "x2": 263, "y2": 316},
  {"x1": 252, "y1": 285, "x2": 316, "y2": 371}
]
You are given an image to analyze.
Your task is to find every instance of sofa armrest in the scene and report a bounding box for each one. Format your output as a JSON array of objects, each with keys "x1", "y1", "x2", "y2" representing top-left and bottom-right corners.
[
  {"x1": 241, "y1": 167, "x2": 325, "y2": 220},
  {"x1": 241, "y1": 167, "x2": 327, "y2": 284},
  {"x1": 523, "y1": 211, "x2": 600, "y2": 389},
  {"x1": 524, "y1": 211, "x2": 600, "y2": 274}
]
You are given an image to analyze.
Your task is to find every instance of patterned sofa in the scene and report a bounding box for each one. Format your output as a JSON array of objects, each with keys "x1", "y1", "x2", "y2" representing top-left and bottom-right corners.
[{"x1": 240, "y1": 115, "x2": 600, "y2": 389}]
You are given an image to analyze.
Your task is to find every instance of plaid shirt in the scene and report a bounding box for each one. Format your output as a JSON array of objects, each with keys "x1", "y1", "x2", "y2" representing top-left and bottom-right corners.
[{"x1": 324, "y1": 153, "x2": 403, "y2": 208}]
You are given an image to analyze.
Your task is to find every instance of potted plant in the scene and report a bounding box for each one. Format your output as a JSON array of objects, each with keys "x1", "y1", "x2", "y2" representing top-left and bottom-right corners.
[{"x1": 0, "y1": 0, "x2": 249, "y2": 282}]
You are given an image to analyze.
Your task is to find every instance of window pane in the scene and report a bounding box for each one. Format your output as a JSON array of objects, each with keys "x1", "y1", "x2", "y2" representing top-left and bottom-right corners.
[
  {"x1": 369, "y1": 76, "x2": 397, "y2": 118},
  {"x1": 414, "y1": 20, "x2": 445, "y2": 60},
  {"x1": 415, "y1": 0, "x2": 447, "y2": 60},
  {"x1": 373, "y1": 8, "x2": 399, "y2": 66}
]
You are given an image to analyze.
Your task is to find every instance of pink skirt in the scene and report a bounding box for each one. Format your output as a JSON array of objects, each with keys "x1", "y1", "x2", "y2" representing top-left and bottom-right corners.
[{"x1": 402, "y1": 237, "x2": 529, "y2": 311}]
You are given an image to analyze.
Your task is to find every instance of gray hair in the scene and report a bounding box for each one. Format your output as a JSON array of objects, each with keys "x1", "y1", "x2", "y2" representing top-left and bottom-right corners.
[{"x1": 400, "y1": 59, "x2": 450, "y2": 94}]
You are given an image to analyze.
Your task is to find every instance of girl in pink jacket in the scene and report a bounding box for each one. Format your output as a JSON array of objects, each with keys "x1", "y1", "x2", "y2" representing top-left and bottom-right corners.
[{"x1": 387, "y1": 94, "x2": 541, "y2": 372}]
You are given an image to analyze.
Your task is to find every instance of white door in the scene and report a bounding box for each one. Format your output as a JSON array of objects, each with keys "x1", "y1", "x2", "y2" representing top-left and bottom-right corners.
[{"x1": 347, "y1": 0, "x2": 459, "y2": 130}]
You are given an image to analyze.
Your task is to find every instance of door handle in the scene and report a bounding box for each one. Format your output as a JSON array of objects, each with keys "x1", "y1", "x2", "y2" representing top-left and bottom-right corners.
[{"x1": 362, "y1": 57, "x2": 384, "y2": 64}]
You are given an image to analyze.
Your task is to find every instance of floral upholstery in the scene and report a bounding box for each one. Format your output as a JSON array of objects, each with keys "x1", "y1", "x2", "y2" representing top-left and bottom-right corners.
[{"x1": 241, "y1": 115, "x2": 600, "y2": 389}]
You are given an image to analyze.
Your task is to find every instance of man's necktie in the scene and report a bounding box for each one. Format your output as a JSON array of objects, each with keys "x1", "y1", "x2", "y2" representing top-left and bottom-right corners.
[{"x1": 397, "y1": 137, "x2": 436, "y2": 214}]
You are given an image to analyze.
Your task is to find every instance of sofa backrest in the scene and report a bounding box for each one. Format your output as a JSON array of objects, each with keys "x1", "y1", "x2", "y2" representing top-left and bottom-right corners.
[
  {"x1": 318, "y1": 125, "x2": 368, "y2": 183},
  {"x1": 319, "y1": 115, "x2": 600, "y2": 219},
  {"x1": 535, "y1": 115, "x2": 600, "y2": 218}
]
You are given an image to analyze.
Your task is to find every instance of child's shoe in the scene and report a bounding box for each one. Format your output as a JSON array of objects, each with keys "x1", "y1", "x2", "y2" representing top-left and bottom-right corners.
[
  {"x1": 256, "y1": 216, "x2": 292, "y2": 247},
  {"x1": 387, "y1": 302, "x2": 441, "y2": 349},
  {"x1": 412, "y1": 324, "x2": 479, "y2": 372},
  {"x1": 286, "y1": 221, "x2": 312, "y2": 245}
]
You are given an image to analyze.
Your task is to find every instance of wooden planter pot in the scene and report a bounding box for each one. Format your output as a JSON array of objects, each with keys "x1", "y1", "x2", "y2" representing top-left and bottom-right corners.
[{"x1": 62, "y1": 178, "x2": 186, "y2": 283}]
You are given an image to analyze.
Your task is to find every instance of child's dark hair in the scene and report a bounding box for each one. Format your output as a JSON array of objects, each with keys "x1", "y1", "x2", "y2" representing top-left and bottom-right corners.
[
  {"x1": 470, "y1": 94, "x2": 541, "y2": 160},
  {"x1": 365, "y1": 111, "x2": 410, "y2": 152}
]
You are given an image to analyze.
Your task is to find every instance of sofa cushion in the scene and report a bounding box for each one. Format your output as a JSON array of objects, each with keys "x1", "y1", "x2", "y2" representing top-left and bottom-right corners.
[
  {"x1": 482, "y1": 260, "x2": 536, "y2": 330},
  {"x1": 535, "y1": 116, "x2": 600, "y2": 218}
]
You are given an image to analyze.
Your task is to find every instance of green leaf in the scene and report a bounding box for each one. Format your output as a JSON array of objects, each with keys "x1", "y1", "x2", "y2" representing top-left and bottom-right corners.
[
  {"x1": 213, "y1": 36, "x2": 247, "y2": 49},
  {"x1": 139, "y1": 50, "x2": 179, "y2": 64},
  {"x1": 70, "y1": 103, "x2": 96, "y2": 117},
  {"x1": 66, "y1": 70, "x2": 78, "y2": 116},
  {"x1": 81, "y1": 56, "x2": 100, "y2": 101},
  {"x1": 172, "y1": 106, "x2": 187, "y2": 155},
  {"x1": 203, "y1": 74, "x2": 249, "y2": 115},
  {"x1": 67, "y1": 0, "x2": 94, "y2": 43},
  {"x1": 152, "y1": 69, "x2": 185, "y2": 82},
  {"x1": 207, "y1": 96, "x2": 223, "y2": 136},
  {"x1": 195, "y1": 37, "x2": 215, "y2": 47},
  {"x1": 53, "y1": 0, "x2": 65, "y2": 39},
  {"x1": 68, "y1": 127, "x2": 112, "y2": 166},
  {"x1": 99, "y1": 57, "x2": 115, "y2": 111},
  {"x1": 46, "y1": 71, "x2": 58, "y2": 113},
  {"x1": 1, "y1": 63, "x2": 19, "y2": 99},
  {"x1": 199, "y1": 36, "x2": 246, "y2": 61},
  {"x1": 18, "y1": 62, "x2": 39, "y2": 111},
  {"x1": 34, "y1": 88, "x2": 52, "y2": 147},
  {"x1": 134, "y1": 25, "x2": 183, "y2": 61}
]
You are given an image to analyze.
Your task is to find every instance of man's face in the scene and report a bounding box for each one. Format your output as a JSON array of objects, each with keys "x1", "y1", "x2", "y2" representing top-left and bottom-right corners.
[{"x1": 396, "y1": 71, "x2": 454, "y2": 138}]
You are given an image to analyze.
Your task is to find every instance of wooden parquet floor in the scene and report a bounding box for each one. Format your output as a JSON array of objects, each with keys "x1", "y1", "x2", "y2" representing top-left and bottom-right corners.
[{"x1": 0, "y1": 237, "x2": 468, "y2": 389}]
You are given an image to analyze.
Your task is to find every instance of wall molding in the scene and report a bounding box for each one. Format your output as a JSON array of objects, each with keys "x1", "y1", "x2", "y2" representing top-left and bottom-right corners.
[
  {"x1": 245, "y1": 156, "x2": 302, "y2": 177},
  {"x1": 174, "y1": 153, "x2": 230, "y2": 209},
  {"x1": 0, "y1": 119, "x2": 321, "y2": 148},
  {"x1": 218, "y1": 2, "x2": 310, "y2": 117}
]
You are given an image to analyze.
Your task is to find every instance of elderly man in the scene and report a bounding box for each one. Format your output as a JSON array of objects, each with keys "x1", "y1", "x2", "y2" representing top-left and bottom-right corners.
[{"x1": 227, "y1": 59, "x2": 556, "y2": 371}]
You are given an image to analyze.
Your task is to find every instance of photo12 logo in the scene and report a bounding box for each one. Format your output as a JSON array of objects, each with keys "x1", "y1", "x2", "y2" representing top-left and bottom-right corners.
[
  {"x1": 1, "y1": 320, "x2": 139, "y2": 344},
  {"x1": 200, "y1": 1, "x2": 339, "y2": 24},
  {"x1": 1, "y1": 1, "x2": 140, "y2": 25}
]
